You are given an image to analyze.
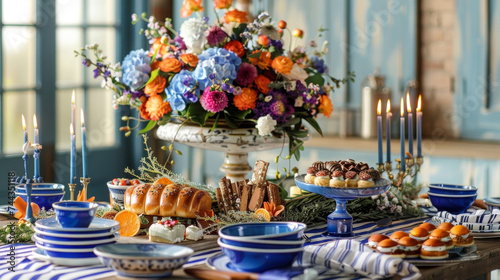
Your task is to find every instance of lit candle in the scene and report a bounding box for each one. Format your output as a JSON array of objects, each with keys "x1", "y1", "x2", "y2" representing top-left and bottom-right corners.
[
  {"x1": 70, "y1": 124, "x2": 76, "y2": 184},
  {"x1": 22, "y1": 115, "x2": 29, "y2": 178},
  {"x1": 33, "y1": 114, "x2": 40, "y2": 180},
  {"x1": 81, "y1": 109, "x2": 87, "y2": 178},
  {"x1": 416, "y1": 95, "x2": 422, "y2": 157},
  {"x1": 406, "y1": 92, "x2": 413, "y2": 157},
  {"x1": 386, "y1": 99, "x2": 392, "y2": 163},
  {"x1": 400, "y1": 98, "x2": 405, "y2": 171},
  {"x1": 377, "y1": 100, "x2": 383, "y2": 164}
]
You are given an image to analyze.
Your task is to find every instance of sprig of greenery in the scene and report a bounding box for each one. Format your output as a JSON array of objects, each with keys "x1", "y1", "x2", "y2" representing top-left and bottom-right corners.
[{"x1": 196, "y1": 210, "x2": 267, "y2": 234}]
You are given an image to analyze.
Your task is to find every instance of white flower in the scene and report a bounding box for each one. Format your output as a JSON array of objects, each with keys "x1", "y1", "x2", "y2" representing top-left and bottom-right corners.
[
  {"x1": 391, "y1": 197, "x2": 399, "y2": 204},
  {"x1": 222, "y1": 22, "x2": 236, "y2": 37},
  {"x1": 233, "y1": 86, "x2": 242, "y2": 96},
  {"x1": 282, "y1": 64, "x2": 308, "y2": 84},
  {"x1": 264, "y1": 95, "x2": 272, "y2": 102},
  {"x1": 284, "y1": 81, "x2": 296, "y2": 91},
  {"x1": 131, "y1": 14, "x2": 138, "y2": 21},
  {"x1": 180, "y1": 18, "x2": 208, "y2": 54},
  {"x1": 294, "y1": 96, "x2": 304, "y2": 107},
  {"x1": 256, "y1": 114, "x2": 277, "y2": 136}
]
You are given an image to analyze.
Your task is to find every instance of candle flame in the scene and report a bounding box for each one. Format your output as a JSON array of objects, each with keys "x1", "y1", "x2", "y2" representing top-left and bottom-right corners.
[
  {"x1": 22, "y1": 114, "x2": 26, "y2": 131},
  {"x1": 70, "y1": 123, "x2": 74, "y2": 135},
  {"x1": 377, "y1": 99, "x2": 381, "y2": 115},
  {"x1": 417, "y1": 95, "x2": 422, "y2": 112},
  {"x1": 33, "y1": 114, "x2": 38, "y2": 129},
  {"x1": 71, "y1": 90, "x2": 75, "y2": 105},
  {"x1": 80, "y1": 108, "x2": 85, "y2": 126},
  {"x1": 400, "y1": 98, "x2": 404, "y2": 117},
  {"x1": 386, "y1": 99, "x2": 391, "y2": 114},
  {"x1": 406, "y1": 92, "x2": 411, "y2": 113}
]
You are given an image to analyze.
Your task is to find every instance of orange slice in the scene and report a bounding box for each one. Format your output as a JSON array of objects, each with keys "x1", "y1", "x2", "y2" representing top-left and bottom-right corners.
[
  {"x1": 153, "y1": 177, "x2": 173, "y2": 187},
  {"x1": 114, "y1": 210, "x2": 141, "y2": 237},
  {"x1": 254, "y1": 208, "x2": 271, "y2": 222}
]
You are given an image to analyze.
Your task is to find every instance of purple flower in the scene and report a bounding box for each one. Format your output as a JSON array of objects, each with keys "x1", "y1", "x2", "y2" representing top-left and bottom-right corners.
[
  {"x1": 254, "y1": 89, "x2": 294, "y2": 124},
  {"x1": 123, "y1": 90, "x2": 143, "y2": 100},
  {"x1": 93, "y1": 68, "x2": 100, "y2": 78},
  {"x1": 269, "y1": 39, "x2": 283, "y2": 50},
  {"x1": 82, "y1": 59, "x2": 91, "y2": 67},
  {"x1": 103, "y1": 70, "x2": 111, "y2": 78},
  {"x1": 173, "y1": 35, "x2": 187, "y2": 51},
  {"x1": 310, "y1": 56, "x2": 328, "y2": 74},
  {"x1": 200, "y1": 87, "x2": 228, "y2": 113},
  {"x1": 206, "y1": 25, "x2": 227, "y2": 47},
  {"x1": 234, "y1": 63, "x2": 257, "y2": 87}
]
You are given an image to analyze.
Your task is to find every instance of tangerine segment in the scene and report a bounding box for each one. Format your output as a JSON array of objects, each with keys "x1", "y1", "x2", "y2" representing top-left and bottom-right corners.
[
  {"x1": 153, "y1": 177, "x2": 173, "y2": 187},
  {"x1": 254, "y1": 208, "x2": 271, "y2": 222},
  {"x1": 114, "y1": 210, "x2": 141, "y2": 237}
]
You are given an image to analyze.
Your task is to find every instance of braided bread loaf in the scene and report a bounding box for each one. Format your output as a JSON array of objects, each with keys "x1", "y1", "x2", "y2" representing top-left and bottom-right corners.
[{"x1": 124, "y1": 183, "x2": 212, "y2": 218}]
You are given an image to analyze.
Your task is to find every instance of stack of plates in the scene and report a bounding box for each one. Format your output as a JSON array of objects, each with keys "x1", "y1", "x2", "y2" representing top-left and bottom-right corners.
[{"x1": 32, "y1": 217, "x2": 120, "y2": 266}]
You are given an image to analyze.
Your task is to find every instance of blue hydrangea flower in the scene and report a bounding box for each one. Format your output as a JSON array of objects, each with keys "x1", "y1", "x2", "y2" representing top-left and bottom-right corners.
[
  {"x1": 310, "y1": 55, "x2": 328, "y2": 74},
  {"x1": 121, "y1": 49, "x2": 151, "y2": 90},
  {"x1": 192, "y1": 48, "x2": 241, "y2": 90},
  {"x1": 165, "y1": 70, "x2": 200, "y2": 112}
]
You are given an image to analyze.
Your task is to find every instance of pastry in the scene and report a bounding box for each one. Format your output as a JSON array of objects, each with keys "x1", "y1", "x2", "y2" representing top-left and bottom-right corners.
[
  {"x1": 366, "y1": 168, "x2": 381, "y2": 180},
  {"x1": 358, "y1": 171, "x2": 375, "y2": 188},
  {"x1": 429, "y1": 228, "x2": 454, "y2": 249},
  {"x1": 398, "y1": 236, "x2": 421, "y2": 258},
  {"x1": 409, "y1": 227, "x2": 429, "y2": 244},
  {"x1": 367, "y1": 234, "x2": 389, "y2": 249},
  {"x1": 389, "y1": 231, "x2": 409, "y2": 242},
  {"x1": 376, "y1": 239, "x2": 405, "y2": 258},
  {"x1": 450, "y1": 225, "x2": 474, "y2": 247},
  {"x1": 149, "y1": 219, "x2": 185, "y2": 244},
  {"x1": 420, "y1": 239, "x2": 449, "y2": 260},
  {"x1": 314, "y1": 170, "x2": 330, "y2": 186},
  {"x1": 330, "y1": 170, "x2": 346, "y2": 188},
  {"x1": 325, "y1": 161, "x2": 341, "y2": 174},
  {"x1": 419, "y1": 222, "x2": 437, "y2": 233},
  {"x1": 124, "y1": 183, "x2": 212, "y2": 218},
  {"x1": 437, "y1": 222, "x2": 454, "y2": 232},
  {"x1": 344, "y1": 171, "x2": 359, "y2": 188},
  {"x1": 304, "y1": 167, "x2": 317, "y2": 184},
  {"x1": 185, "y1": 225, "x2": 204, "y2": 241},
  {"x1": 312, "y1": 161, "x2": 325, "y2": 171}
]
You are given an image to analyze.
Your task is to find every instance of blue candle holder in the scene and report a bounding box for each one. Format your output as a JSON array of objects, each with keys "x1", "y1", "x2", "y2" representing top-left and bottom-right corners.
[{"x1": 294, "y1": 175, "x2": 391, "y2": 238}]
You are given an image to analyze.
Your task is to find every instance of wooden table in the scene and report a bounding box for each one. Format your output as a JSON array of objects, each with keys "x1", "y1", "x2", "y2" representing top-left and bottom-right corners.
[{"x1": 2, "y1": 215, "x2": 500, "y2": 280}]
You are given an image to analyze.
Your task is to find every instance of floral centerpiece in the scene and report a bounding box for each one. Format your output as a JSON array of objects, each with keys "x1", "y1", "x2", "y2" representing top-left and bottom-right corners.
[{"x1": 75, "y1": 0, "x2": 353, "y2": 160}]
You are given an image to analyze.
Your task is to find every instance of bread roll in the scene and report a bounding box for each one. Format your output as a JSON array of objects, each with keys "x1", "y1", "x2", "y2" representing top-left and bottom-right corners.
[{"x1": 124, "y1": 183, "x2": 212, "y2": 218}]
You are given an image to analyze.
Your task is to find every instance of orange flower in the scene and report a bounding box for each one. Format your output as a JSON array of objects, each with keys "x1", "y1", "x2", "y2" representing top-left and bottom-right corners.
[
  {"x1": 145, "y1": 95, "x2": 172, "y2": 121},
  {"x1": 180, "y1": 0, "x2": 204, "y2": 18},
  {"x1": 254, "y1": 75, "x2": 270, "y2": 94},
  {"x1": 233, "y1": 88, "x2": 257, "y2": 110},
  {"x1": 151, "y1": 61, "x2": 161, "y2": 71},
  {"x1": 224, "y1": 40, "x2": 245, "y2": 58},
  {"x1": 271, "y1": 56, "x2": 294, "y2": 74},
  {"x1": 159, "y1": 58, "x2": 182, "y2": 73},
  {"x1": 149, "y1": 38, "x2": 170, "y2": 58},
  {"x1": 144, "y1": 76, "x2": 167, "y2": 96},
  {"x1": 248, "y1": 51, "x2": 272, "y2": 70},
  {"x1": 140, "y1": 103, "x2": 150, "y2": 120},
  {"x1": 214, "y1": 0, "x2": 233, "y2": 9},
  {"x1": 180, "y1": 53, "x2": 199, "y2": 69},
  {"x1": 224, "y1": 9, "x2": 249, "y2": 24},
  {"x1": 319, "y1": 95, "x2": 333, "y2": 118}
]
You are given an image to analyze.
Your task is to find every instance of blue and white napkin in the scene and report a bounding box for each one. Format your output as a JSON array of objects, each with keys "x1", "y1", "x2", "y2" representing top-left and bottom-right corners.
[
  {"x1": 434, "y1": 209, "x2": 500, "y2": 231},
  {"x1": 295, "y1": 239, "x2": 421, "y2": 280}
]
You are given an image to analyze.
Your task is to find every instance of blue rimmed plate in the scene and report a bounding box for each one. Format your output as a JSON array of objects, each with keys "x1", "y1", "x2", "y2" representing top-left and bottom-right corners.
[
  {"x1": 30, "y1": 248, "x2": 101, "y2": 266},
  {"x1": 34, "y1": 227, "x2": 117, "y2": 241},
  {"x1": 34, "y1": 232, "x2": 119, "y2": 249},
  {"x1": 35, "y1": 217, "x2": 119, "y2": 234}
]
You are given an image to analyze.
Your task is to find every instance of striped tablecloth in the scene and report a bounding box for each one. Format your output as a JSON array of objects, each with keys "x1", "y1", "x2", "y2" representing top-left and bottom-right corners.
[{"x1": 0, "y1": 216, "x2": 431, "y2": 280}]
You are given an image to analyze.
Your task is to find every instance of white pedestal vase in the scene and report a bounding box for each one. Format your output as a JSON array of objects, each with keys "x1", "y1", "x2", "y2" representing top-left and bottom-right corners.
[{"x1": 156, "y1": 122, "x2": 310, "y2": 182}]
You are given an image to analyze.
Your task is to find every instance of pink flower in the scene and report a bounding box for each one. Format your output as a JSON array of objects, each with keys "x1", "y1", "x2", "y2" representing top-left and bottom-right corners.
[
  {"x1": 234, "y1": 62, "x2": 257, "y2": 86},
  {"x1": 200, "y1": 87, "x2": 229, "y2": 113},
  {"x1": 206, "y1": 25, "x2": 227, "y2": 47}
]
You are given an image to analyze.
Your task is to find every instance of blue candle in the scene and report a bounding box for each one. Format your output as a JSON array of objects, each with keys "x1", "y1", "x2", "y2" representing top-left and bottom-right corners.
[
  {"x1": 33, "y1": 114, "x2": 40, "y2": 180},
  {"x1": 386, "y1": 100, "x2": 392, "y2": 163},
  {"x1": 70, "y1": 124, "x2": 76, "y2": 184},
  {"x1": 417, "y1": 95, "x2": 422, "y2": 157},
  {"x1": 400, "y1": 98, "x2": 405, "y2": 171},
  {"x1": 377, "y1": 100, "x2": 383, "y2": 164},
  {"x1": 81, "y1": 109, "x2": 87, "y2": 178},
  {"x1": 407, "y1": 92, "x2": 413, "y2": 157},
  {"x1": 22, "y1": 114, "x2": 29, "y2": 178}
]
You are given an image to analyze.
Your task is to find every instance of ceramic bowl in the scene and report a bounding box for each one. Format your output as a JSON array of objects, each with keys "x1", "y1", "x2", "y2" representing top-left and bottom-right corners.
[
  {"x1": 218, "y1": 222, "x2": 307, "y2": 241},
  {"x1": 484, "y1": 197, "x2": 500, "y2": 212},
  {"x1": 94, "y1": 244, "x2": 194, "y2": 279},
  {"x1": 52, "y1": 201, "x2": 99, "y2": 228},
  {"x1": 106, "y1": 181, "x2": 140, "y2": 207},
  {"x1": 15, "y1": 183, "x2": 65, "y2": 194},
  {"x1": 219, "y1": 236, "x2": 305, "y2": 249},
  {"x1": 429, "y1": 184, "x2": 477, "y2": 195},
  {"x1": 35, "y1": 233, "x2": 118, "y2": 249},
  {"x1": 217, "y1": 238, "x2": 303, "y2": 272},
  {"x1": 36, "y1": 243, "x2": 96, "y2": 258},
  {"x1": 35, "y1": 217, "x2": 119, "y2": 234},
  {"x1": 428, "y1": 192, "x2": 477, "y2": 214},
  {"x1": 15, "y1": 192, "x2": 65, "y2": 211}
]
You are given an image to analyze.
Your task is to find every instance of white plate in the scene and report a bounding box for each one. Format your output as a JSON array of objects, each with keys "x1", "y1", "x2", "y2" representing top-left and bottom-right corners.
[
  {"x1": 206, "y1": 252, "x2": 237, "y2": 272},
  {"x1": 30, "y1": 248, "x2": 101, "y2": 266},
  {"x1": 34, "y1": 232, "x2": 119, "y2": 245},
  {"x1": 33, "y1": 227, "x2": 117, "y2": 238},
  {"x1": 36, "y1": 217, "x2": 119, "y2": 233}
]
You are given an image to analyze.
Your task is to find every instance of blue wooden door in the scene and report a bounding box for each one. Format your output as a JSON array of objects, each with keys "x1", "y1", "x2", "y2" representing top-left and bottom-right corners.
[{"x1": 455, "y1": 0, "x2": 500, "y2": 140}]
